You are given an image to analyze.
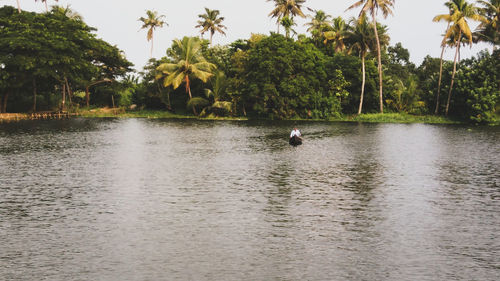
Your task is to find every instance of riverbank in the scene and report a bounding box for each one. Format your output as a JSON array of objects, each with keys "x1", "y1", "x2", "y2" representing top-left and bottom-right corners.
[
  {"x1": 0, "y1": 112, "x2": 76, "y2": 122},
  {"x1": 343, "y1": 113, "x2": 460, "y2": 124},
  {"x1": 78, "y1": 109, "x2": 462, "y2": 124},
  {"x1": 1, "y1": 109, "x2": 496, "y2": 125}
]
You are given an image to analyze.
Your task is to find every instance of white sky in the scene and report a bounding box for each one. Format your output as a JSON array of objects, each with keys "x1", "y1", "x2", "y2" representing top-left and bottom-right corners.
[{"x1": 6, "y1": 0, "x2": 492, "y2": 71}]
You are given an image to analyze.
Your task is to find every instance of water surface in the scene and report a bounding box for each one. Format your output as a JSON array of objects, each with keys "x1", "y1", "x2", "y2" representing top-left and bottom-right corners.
[{"x1": 1, "y1": 119, "x2": 499, "y2": 280}]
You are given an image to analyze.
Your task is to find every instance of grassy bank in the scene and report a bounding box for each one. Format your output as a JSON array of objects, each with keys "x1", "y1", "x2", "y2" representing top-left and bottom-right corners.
[
  {"x1": 0, "y1": 109, "x2": 480, "y2": 125},
  {"x1": 81, "y1": 109, "x2": 460, "y2": 124},
  {"x1": 78, "y1": 108, "x2": 251, "y2": 120},
  {"x1": 78, "y1": 108, "x2": 191, "y2": 119},
  {"x1": 341, "y1": 113, "x2": 459, "y2": 124},
  {"x1": 0, "y1": 113, "x2": 28, "y2": 121}
]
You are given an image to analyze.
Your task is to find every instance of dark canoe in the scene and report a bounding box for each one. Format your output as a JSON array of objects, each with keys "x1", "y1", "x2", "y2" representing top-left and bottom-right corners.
[{"x1": 289, "y1": 135, "x2": 303, "y2": 146}]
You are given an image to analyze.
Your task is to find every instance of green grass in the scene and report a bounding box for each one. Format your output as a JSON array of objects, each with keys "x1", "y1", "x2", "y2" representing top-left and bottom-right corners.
[
  {"x1": 78, "y1": 108, "x2": 251, "y2": 121},
  {"x1": 3, "y1": 109, "x2": 483, "y2": 125},
  {"x1": 78, "y1": 109, "x2": 193, "y2": 119},
  {"x1": 76, "y1": 109, "x2": 476, "y2": 125},
  {"x1": 340, "y1": 113, "x2": 459, "y2": 124}
]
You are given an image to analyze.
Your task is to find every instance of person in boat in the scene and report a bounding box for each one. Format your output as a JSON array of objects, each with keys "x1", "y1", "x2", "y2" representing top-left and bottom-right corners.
[
  {"x1": 289, "y1": 127, "x2": 302, "y2": 145},
  {"x1": 290, "y1": 127, "x2": 301, "y2": 139}
]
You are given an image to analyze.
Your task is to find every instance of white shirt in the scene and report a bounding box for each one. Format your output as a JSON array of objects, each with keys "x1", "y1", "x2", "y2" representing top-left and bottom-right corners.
[{"x1": 290, "y1": 129, "x2": 301, "y2": 138}]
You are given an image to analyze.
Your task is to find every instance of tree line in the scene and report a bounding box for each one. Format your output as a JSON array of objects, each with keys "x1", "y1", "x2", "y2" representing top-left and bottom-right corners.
[
  {"x1": 1, "y1": 0, "x2": 499, "y2": 123},
  {"x1": 0, "y1": 5, "x2": 132, "y2": 113}
]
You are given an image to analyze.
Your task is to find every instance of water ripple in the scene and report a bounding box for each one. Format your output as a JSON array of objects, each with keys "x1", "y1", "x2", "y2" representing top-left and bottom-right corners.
[{"x1": 1, "y1": 119, "x2": 499, "y2": 280}]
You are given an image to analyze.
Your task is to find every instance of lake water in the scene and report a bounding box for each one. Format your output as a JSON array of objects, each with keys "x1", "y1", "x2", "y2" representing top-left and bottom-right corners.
[{"x1": 1, "y1": 118, "x2": 499, "y2": 280}]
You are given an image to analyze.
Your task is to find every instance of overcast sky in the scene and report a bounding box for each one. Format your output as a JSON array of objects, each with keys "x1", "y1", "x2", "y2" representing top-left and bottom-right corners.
[{"x1": 7, "y1": 0, "x2": 492, "y2": 71}]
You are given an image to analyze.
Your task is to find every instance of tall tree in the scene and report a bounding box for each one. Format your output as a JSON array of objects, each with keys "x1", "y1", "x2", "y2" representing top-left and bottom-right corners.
[
  {"x1": 434, "y1": 0, "x2": 485, "y2": 115},
  {"x1": 323, "y1": 17, "x2": 349, "y2": 53},
  {"x1": 305, "y1": 9, "x2": 332, "y2": 41},
  {"x1": 205, "y1": 70, "x2": 229, "y2": 103},
  {"x1": 268, "y1": 0, "x2": 307, "y2": 33},
  {"x1": 281, "y1": 16, "x2": 297, "y2": 38},
  {"x1": 0, "y1": 5, "x2": 132, "y2": 112},
  {"x1": 346, "y1": 15, "x2": 389, "y2": 114},
  {"x1": 347, "y1": 0, "x2": 395, "y2": 113},
  {"x1": 52, "y1": 5, "x2": 83, "y2": 20},
  {"x1": 139, "y1": 10, "x2": 167, "y2": 57},
  {"x1": 476, "y1": 0, "x2": 500, "y2": 47},
  {"x1": 346, "y1": 15, "x2": 372, "y2": 114},
  {"x1": 434, "y1": 1, "x2": 454, "y2": 115},
  {"x1": 195, "y1": 8, "x2": 227, "y2": 47},
  {"x1": 156, "y1": 37, "x2": 216, "y2": 115}
]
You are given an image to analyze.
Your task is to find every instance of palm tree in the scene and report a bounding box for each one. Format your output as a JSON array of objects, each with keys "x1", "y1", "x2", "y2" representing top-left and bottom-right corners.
[
  {"x1": 476, "y1": 0, "x2": 500, "y2": 47},
  {"x1": 205, "y1": 70, "x2": 228, "y2": 103},
  {"x1": 268, "y1": 0, "x2": 307, "y2": 33},
  {"x1": 434, "y1": 0, "x2": 485, "y2": 115},
  {"x1": 434, "y1": 1, "x2": 454, "y2": 115},
  {"x1": 323, "y1": 17, "x2": 349, "y2": 53},
  {"x1": 434, "y1": 26, "x2": 451, "y2": 115},
  {"x1": 156, "y1": 37, "x2": 216, "y2": 115},
  {"x1": 346, "y1": 15, "x2": 372, "y2": 114},
  {"x1": 281, "y1": 16, "x2": 297, "y2": 38},
  {"x1": 195, "y1": 8, "x2": 227, "y2": 47},
  {"x1": 16, "y1": 0, "x2": 21, "y2": 13},
  {"x1": 347, "y1": 0, "x2": 395, "y2": 113},
  {"x1": 52, "y1": 5, "x2": 83, "y2": 20},
  {"x1": 446, "y1": 26, "x2": 475, "y2": 58},
  {"x1": 139, "y1": 10, "x2": 167, "y2": 57},
  {"x1": 35, "y1": 0, "x2": 59, "y2": 12},
  {"x1": 346, "y1": 16, "x2": 389, "y2": 114},
  {"x1": 305, "y1": 10, "x2": 332, "y2": 40}
]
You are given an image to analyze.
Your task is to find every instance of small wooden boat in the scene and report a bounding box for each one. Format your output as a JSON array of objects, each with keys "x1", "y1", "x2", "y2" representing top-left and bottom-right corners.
[{"x1": 289, "y1": 135, "x2": 302, "y2": 146}]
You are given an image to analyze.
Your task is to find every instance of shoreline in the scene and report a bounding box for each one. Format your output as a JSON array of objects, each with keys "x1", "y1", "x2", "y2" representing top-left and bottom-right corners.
[{"x1": 0, "y1": 110, "x2": 481, "y2": 125}]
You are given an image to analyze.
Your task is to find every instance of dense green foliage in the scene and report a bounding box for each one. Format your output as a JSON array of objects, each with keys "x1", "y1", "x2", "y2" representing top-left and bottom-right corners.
[
  {"x1": 0, "y1": 6, "x2": 132, "y2": 112},
  {"x1": 1, "y1": 3, "x2": 499, "y2": 124},
  {"x1": 452, "y1": 50, "x2": 499, "y2": 123},
  {"x1": 234, "y1": 34, "x2": 344, "y2": 119}
]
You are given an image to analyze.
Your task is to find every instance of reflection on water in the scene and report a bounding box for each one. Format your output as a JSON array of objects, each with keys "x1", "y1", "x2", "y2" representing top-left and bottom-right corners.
[{"x1": 1, "y1": 119, "x2": 499, "y2": 280}]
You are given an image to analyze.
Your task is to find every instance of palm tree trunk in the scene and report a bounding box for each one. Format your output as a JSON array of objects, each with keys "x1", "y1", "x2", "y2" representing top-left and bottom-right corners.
[
  {"x1": 150, "y1": 35, "x2": 154, "y2": 57},
  {"x1": 358, "y1": 55, "x2": 366, "y2": 115},
  {"x1": 45, "y1": 1, "x2": 48, "y2": 12},
  {"x1": 210, "y1": 32, "x2": 213, "y2": 47},
  {"x1": 61, "y1": 83, "x2": 66, "y2": 111},
  {"x1": 16, "y1": 0, "x2": 21, "y2": 13},
  {"x1": 65, "y1": 76, "x2": 73, "y2": 105},
  {"x1": 85, "y1": 86, "x2": 90, "y2": 107},
  {"x1": 435, "y1": 45, "x2": 446, "y2": 114},
  {"x1": 435, "y1": 22, "x2": 450, "y2": 115},
  {"x1": 185, "y1": 76, "x2": 192, "y2": 99},
  {"x1": 372, "y1": 11, "x2": 384, "y2": 113},
  {"x1": 1, "y1": 92, "x2": 8, "y2": 113},
  {"x1": 188, "y1": 86, "x2": 198, "y2": 115},
  {"x1": 445, "y1": 31, "x2": 461, "y2": 116},
  {"x1": 33, "y1": 78, "x2": 37, "y2": 112},
  {"x1": 185, "y1": 76, "x2": 197, "y2": 115},
  {"x1": 166, "y1": 90, "x2": 172, "y2": 111}
]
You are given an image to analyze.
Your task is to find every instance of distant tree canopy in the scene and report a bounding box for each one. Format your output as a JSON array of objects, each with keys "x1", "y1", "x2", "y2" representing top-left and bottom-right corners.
[
  {"x1": 452, "y1": 50, "x2": 499, "y2": 123},
  {"x1": 1, "y1": 4, "x2": 498, "y2": 124},
  {"x1": 0, "y1": 6, "x2": 132, "y2": 112},
  {"x1": 235, "y1": 34, "x2": 336, "y2": 119}
]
